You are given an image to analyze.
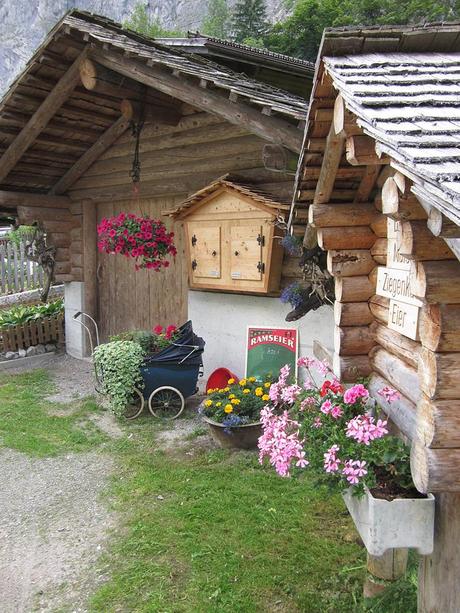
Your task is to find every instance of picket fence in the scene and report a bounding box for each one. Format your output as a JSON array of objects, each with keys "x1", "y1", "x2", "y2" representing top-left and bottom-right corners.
[
  {"x1": 0, "y1": 237, "x2": 44, "y2": 295},
  {"x1": 0, "y1": 314, "x2": 65, "y2": 352}
]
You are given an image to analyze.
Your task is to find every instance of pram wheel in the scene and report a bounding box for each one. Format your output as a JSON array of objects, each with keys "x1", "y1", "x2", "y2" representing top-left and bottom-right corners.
[
  {"x1": 123, "y1": 387, "x2": 145, "y2": 420},
  {"x1": 148, "y1": 386, "x2": 185, "y2": 419}
]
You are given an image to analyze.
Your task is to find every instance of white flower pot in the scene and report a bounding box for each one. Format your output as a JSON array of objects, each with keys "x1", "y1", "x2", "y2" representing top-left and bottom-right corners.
[{"x1": 342, "y1": 486, "x2": 435, "y2": 556}]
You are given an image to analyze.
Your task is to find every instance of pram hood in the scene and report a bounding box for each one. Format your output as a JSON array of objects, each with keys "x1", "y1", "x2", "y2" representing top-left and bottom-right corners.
[{"x1": 143, "y1": 320, "x2": 204, "y2": 366}]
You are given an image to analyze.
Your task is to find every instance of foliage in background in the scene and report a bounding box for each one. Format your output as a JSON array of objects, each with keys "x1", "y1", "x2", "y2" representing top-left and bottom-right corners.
[
  {"x1": 232, "y1": 0, "x2": 269, "y2": 45},
  {"x1": 123, "y1": 4, "x2": 184, "y2": 38},
  {"x1": 0, "y1": 299, "x2": 63, "y2": 327},
  {"x1": 93, "y1": 341, "x2": 145, "y2": 417},
  {"x1": 201, "y1": 0, "x2": 231, "y2": 38},
  {"x1": 5, "y1": 225, "x2": 35, "y2": 247},
  {"x1": 264, "y1": 0, "x2": 460, "y2": 61}
]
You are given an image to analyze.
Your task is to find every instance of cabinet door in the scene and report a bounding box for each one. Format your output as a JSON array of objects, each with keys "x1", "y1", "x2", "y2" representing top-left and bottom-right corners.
[
  {"x1": 230, "y1": 224, "x2": 263, "y2": 281},
  {"x1": 189, "y1": 225, "x2": 221, "y2": 279}
]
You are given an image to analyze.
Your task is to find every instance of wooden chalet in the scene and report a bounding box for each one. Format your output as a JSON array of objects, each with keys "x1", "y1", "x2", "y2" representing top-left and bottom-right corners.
[
  {"x1": 0, "y1": 10, "x2": 320, "y2": 361},
  {"x1": 289, "y1": 22, "x2": 460, "y2": 612}
]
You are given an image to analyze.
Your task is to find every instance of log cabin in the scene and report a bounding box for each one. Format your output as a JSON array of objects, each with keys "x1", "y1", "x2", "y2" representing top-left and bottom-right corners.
[
  {"x1": 0, "y1": 10, "x2": 334, "y2": 377},
  {"x1": 288, "y1": 22, "x2": 460, "y2": 612}
]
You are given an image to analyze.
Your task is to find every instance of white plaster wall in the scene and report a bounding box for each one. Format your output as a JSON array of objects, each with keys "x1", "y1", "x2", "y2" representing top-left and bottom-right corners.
[
  {"x1": 64, "y1": 282, "x2": 87, "y2": 359},
  {"x1": 189, "y1": 290, "x2": 334, "y2": 389}
]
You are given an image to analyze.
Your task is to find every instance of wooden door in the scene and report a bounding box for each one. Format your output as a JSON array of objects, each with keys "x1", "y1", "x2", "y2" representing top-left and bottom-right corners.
[
  {"x1": 96, "y1": 197, "x2": 188, "y2": 341},
  {"x1": 189, "y1": 225, "x2": 221, "y2": 280},
  {"x1": 230, "y1": 224, "x2": 263, "y2": 281}
]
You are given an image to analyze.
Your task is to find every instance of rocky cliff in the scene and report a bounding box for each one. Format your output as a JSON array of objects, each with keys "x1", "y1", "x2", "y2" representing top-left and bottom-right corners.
[{"x1": 0, "y1": 1, "x2": 288, "y2": 95}]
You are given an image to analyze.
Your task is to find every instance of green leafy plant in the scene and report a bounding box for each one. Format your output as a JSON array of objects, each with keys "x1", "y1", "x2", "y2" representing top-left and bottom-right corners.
[
  {"x1": 4, "y1": 225, "x2": 35, "y2": 247},
  {"x1": 110, "y1": 324, "x2": 179, "y2": 355},
  {"x1": 0, "y1": 299, "x2": 63, "y2": 327},
  {"x1": 93, "y1": 341, "x2": 145, "y2": 417}
]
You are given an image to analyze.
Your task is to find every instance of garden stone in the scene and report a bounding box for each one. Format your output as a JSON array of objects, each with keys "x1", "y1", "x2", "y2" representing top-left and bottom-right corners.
[
  {"x1": 35, "y1": 344, "x2": 46, "y2": 355},
  {"x1": 26, "y1": 346, "x2": 38, "y2": 357},
  {"x1": 18, "y1": 349, "x2": 26, "y2": 358},
  {"x1": 45, "y1": 343, "x2": 57, "y2": 352},
  {"x1": 5, "y1": 351, "x2": 17, "y2": 360}
]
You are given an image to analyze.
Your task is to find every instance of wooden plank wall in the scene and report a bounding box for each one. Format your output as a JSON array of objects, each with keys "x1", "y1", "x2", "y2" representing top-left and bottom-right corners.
[{"x1": 66, "y1": 108, "x2": 300, "y2": 340}]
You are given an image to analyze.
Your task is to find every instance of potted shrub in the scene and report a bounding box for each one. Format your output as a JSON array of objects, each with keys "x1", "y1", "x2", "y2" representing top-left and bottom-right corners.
[
  {"x1": 258, "y1": 358, "x2": 435, "y2": 556},
  {"x1": 201, "y1": 375, "x2": 273, "y2": 449}
]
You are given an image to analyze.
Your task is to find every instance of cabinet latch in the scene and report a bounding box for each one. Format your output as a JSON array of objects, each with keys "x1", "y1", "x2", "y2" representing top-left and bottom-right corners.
[
  {"x1": 257, "y1": 261, "x2": 265, "y2": 274},
  {"x1": 191, "y1": 259, "x2": 197, "y2": 270},
  {"x1": 257, "y1": 233, "x2": 265, "y2": 247},
  {"x1": 191, "y1": 234, "x2": 197, "y2": 247}
]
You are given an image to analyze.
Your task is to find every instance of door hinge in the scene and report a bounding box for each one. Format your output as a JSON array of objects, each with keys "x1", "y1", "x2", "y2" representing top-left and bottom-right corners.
[
  {"x1": 191, "y1": 234, "x2": 197, "y2": 247},
  {"x1": 191, "y1": 259, "x2": 197, "y2": 271},
  {"x1": 257, "y1": 233, "x2": 265, "y2": 247},
  {"x1": 257, "y1": 261, "x2": 265, "y2": 274}
]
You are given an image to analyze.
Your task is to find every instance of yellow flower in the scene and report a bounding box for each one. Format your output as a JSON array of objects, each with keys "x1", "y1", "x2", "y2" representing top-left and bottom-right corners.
[
  {"x1": 262, "y1": 394, "x2": 270, "y2": 402},
  {"x1": 248, "y1": 376, "x2": 256, "y2": 382},
  {"x1": 239, "y1": 379, "x2": 247, "y2": 386},
  {"x1": 228, "y1": 378, "x2": 235, "y2": 384},
  {"x1": 264, "y1": 382, "x2": 271, "y2": 388},
  {"x1": 207, "y1": 388, "x2": 214, "y2": 395},
  {"x1": 224, "y1": 404, "x2": 233, "y2": 413},
  {"x1": 229, "y1": 393, "x2": 235, "y2": 399},
  {"x1": 231, "y1": 398, "x2": 240, "y2": 405},
  {"x1": 204, "y1": 399, "x2": 213, "y2": 407},
  {"x1": 255, "y1": 387, "x2": 264, "y2": 397},
  {"x1": 224, "y1": 387, "x2": 230, "y2": 392},
  {"x1": 243, "y1": 388, "x2": 250, "y2": 394},
  {"x1": 216, "y1": 402, "x2": 222, "y2": 407}
]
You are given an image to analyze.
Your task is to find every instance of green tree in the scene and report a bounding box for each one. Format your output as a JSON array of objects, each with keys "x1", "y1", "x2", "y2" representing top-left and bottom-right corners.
[
  {"x1": 123, "y1": 4, "x2": 184, "y2": 38},
  {"x1": 202, "y1": 0, "x2": 231, "y2": 38},
  {"x1": 232, "y1": 0, "x2": 269, "y2": 44},
  {"x1": 264, "y1": 0, "x2": 460, "y2": 61}
]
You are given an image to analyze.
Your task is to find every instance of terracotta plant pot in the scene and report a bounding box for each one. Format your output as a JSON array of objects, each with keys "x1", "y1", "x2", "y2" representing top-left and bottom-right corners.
[
  {"x1": 342, "y1": 486, "x2": 435, "y2": 556},
  {"x1": 202, "y1": 416, "x2": 262, "y2": 450}
]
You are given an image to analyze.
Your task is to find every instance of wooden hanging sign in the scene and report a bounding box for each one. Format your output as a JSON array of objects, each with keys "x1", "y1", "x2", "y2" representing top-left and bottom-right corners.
[
  {"x1": 376, "y1": 267, "x2": 423, "y2": 308},
  {"x1": 388, "y1": 299, "x2": 420, "y2": 340}
]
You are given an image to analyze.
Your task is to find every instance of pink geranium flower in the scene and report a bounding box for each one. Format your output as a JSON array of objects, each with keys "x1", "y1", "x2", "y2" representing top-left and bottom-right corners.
[
  {"x1": 343, "y1": 384, "x2": 369, "y2": 405},
  {"x1": 377, "y1": 386, "x2": 401, "y2": 404}
]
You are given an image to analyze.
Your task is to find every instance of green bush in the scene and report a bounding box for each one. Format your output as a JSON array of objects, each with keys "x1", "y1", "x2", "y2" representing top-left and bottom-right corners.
[
  {"x1": 0, "y1": 299, "x2": 64, "y2": 327},
  {"x1": 93, "y1": 340, "x2": 145, "y2": 417}
]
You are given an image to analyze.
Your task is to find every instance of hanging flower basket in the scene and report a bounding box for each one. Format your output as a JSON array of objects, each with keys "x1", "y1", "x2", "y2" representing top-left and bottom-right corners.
[
  {"x1": 97, "y1": 213, "x2": 177, "y2": 271},
  {"x1": 342, "y1": 486, "x2": 435, "y2": 556}
]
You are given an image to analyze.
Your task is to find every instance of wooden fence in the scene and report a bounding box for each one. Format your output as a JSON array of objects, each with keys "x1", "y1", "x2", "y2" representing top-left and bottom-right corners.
[
  {"x1": 0, "y1": 237, "x2": 44, "y2": 295},
  {"x1": 1, "y1": 314, "x2": 64, "y2": 352}
]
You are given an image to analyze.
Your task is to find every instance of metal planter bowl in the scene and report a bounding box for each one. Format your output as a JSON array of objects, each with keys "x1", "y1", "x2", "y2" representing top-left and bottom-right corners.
[{"x1": 202, "y1": 416, "x2": 262, "y2": 450}]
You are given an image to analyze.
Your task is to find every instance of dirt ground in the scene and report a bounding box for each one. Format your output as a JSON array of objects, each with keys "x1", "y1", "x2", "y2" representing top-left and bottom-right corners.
[{"x1": 1, "y1": 354, "x2": 205, "y2": 612}]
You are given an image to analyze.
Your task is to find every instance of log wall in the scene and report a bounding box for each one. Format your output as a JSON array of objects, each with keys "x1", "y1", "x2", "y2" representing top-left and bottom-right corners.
[{"x1": 306, "y1": 101, "x2": 460, "y2": 493}]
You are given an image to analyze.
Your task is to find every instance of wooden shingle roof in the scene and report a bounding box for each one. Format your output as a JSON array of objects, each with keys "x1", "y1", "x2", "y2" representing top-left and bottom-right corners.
[
  {"x1": 165, "y1": 175, "x2": 291, "y2": 219},
  {"x1": 324, "y1": 52, "x2": 460, "y2": 224}
]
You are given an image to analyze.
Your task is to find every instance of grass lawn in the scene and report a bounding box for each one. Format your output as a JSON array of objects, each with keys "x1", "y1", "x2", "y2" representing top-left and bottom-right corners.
[{"x1": 0, "y1": 370, "x2": 417, "y2": 612}]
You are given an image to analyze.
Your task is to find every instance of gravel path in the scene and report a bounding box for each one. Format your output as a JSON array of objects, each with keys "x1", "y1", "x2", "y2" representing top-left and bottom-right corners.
[
  {"x1": 1, "y1": 355, "x2": 118, "y2": 612},
  {"x1": 0, "y1": 450, "x2": 115, "y2": 613}
]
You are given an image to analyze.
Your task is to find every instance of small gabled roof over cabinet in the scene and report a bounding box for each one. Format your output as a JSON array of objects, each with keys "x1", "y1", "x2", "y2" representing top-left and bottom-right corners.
[{"x1": 166, "y1": 178, "x2": 288, "y2": 295}]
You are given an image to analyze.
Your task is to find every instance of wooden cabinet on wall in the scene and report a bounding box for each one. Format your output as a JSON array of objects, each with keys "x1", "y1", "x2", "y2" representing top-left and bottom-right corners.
[{"x1": 169, "y1": 179, "x2": 287, "y2": 294}]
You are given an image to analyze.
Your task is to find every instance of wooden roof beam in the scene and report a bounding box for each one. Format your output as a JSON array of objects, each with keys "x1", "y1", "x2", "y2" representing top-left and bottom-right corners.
[
  {"x1": 50, "y1": 115, "x2": 130, "y2": 195},
  {"x1": 312, "y1": 96, "x2": 346, "y2": 205},
  {"x1": 90, "y1": 49, "x2": 304, "y2": 153},
  {"x1": 0, "y1": 191, "x2": 71, "y2": 208},
  {"x1": 0, "y1": 48, "x2": 88, "y2": 185},
  {"x1": 346, "y1": 135, "x2": 390, "y2": 166}
]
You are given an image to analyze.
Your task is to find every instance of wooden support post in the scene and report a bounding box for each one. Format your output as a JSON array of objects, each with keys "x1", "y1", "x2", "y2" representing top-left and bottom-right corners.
[
  {"x1": 313, "y1": 97, "x2": 346, "y2": 204},
  {"x1": 427, "y1": 208, "x2": 460, "y2": 238},
  {"x1": 364, "y1": 550, "x2": 408, "y2": 599},
  {"x1": 418, "y1": 493, "x2": 460, "y2": 612},
  {"x1": 82, "y1": 199, "x2": 97, "y2": 347},
  {"x1": 410, "y1": 260, "x2": 460, "y2": 303}
]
